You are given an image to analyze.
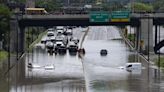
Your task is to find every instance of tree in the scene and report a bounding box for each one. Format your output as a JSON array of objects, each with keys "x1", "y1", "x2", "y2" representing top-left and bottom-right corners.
[
  {"x1": 130, "y1": 2, "x2": 153, "y2": 12},
  {"x1": 153, "y1": 0, "x2": 164, "y2": 12},
  {"x1": 0, "y1": 4, "x2": 11, "y2": 50},
  {"x1": 36, "y1": 0, "x2": 61, "y2": 12},
  {"x1": 0, "y1": 4, "x2": 11, "y2": 17},
  {"x1": 101, "y1": 2, "x2": 125, "y2": 11}
]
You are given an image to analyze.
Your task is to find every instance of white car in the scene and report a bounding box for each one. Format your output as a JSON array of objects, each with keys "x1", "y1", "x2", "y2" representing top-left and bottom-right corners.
[
  {"x1": 47, "y1": 28, "x2": 54, "y2": 32},
  {"x1": 55, "y1": 35, "x2": 64, "y2": 41},
  {"x1": 56, "y1": 26, "x2": 64, "y2": 30},
  {"x1": 68, "y1": 41, "x2": 78, "y2": 50},
  {"x1": 65, "y1": 29, "x2": 73, "y2": 35},
  {"x1": 84, "y1": 5, "x2": 92, "y2": 9},
  {"x1": 55, "y1": 35, "x2": 68, "y2": 45},
  {"x1": 41, "y1": 36, "x2": 47, "y2": 44},
  {"x1": 28, "y1": 63, "x2": 41, "y2": 68},
  {"x1": 45, "y1": 41, "x2": 54, "y2": 49},
  {"x1": 55, "y1": 41, "x2": 67, "y2": 53},
  {"x1": 47, "y1": 31, "x2": 55, "y2": 37},
  {"x1": 55, "y1": 41, "x2": 64, "y2": 46},
  {"x1": 57, "y1": 29, "x2": 64, "y2": 34},
  {"x1": 70, "y1": 37, "x2": 79, "y2": 44},
  {"x1": 44, "y1": 65, "x2": 55, "y2": 70}
]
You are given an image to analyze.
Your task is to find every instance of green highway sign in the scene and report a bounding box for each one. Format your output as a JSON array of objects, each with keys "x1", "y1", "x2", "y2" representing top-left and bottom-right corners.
[
  {"x1": 89, "y1": 11, "x2": 130, "y2": 22},
  {"x1": 90, "y1": 11, "x2": 109, "y2": 22},
  {"x1": 111, "y1": 11, "x2": 130, "y2": 22}
]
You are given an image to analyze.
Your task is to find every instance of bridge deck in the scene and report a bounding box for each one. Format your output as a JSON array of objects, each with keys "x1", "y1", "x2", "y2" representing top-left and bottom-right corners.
[{"x1": 18, "y1": 13, "x2": 164, "y2": 27}]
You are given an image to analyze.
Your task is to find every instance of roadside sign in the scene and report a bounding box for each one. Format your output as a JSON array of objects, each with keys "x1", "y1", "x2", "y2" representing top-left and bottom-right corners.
[
  {"x1": 90, "y1": 11, "x2": 109, "y2": 22},
  {"x1": 111, "y1": 11, "x2": 130, "y2": 22}
]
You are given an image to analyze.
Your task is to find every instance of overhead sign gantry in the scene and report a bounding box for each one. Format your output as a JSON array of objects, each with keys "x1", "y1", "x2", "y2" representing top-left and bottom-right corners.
[{"x1": 89, "y1": 11, "x2": 131, "y2": 23}]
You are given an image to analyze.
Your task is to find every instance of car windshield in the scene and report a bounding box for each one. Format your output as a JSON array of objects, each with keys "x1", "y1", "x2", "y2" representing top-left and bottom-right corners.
[
  {"x1": 47, "y1": 33, "x2": 54, "y2": 37},
  {"x1": 56, "y1": 26, "x2": 64, "y2": 30}
]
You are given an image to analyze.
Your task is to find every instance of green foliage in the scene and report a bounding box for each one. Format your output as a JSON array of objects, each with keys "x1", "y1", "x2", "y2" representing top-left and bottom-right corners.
[
  {"x1": 26, "y1": 28, "x2": 38, "y2": 49},
  {"x1": 128, "y1": 2, "x2": 153, "y2": 12},
  {"x1": 28, "y1": 31, "x2": 47, "y2": 51},
  {"x1": 11, "y1": 0, "x2": 26, "y2": 3},
  {"x1": 0, "y1": 4, "x2": 11, "y2": 17},
  {"x1": 0, "y1": 4, "x2": 11, "y2": 50},
  {"x1": 36, "y1": 0, "x2": 61, "y2": 11},
  {"x1": 0, "y1": 51, "x2": 8, "y2": 61},
  {"x1": 153, "y1": 0, "x2": 164, "y2": 11},
  {"x1": 128, "y1": 34, "x2": 135, "y2": 42},
  {"x1": 19, "y1": 0, "x2": 26, "y2": 3},
  {"x1": 155, "y1": 57, "x2": 164, "y2": 68},
  {"x1": 25, "y1": 27, "x2": 46, "y2": 51},
  {"x1": 101, "y1": 3, "x2": 125, "y2": 11}
]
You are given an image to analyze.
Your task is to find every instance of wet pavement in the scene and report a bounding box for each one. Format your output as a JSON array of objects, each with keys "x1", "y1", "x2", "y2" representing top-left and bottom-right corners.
[{"x1": 0, "y1": 26, "x2": 164, "y2": 92}]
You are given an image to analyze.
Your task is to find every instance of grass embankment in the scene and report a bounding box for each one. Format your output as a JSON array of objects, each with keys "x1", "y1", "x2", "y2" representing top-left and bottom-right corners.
[
  {"x1": 28, "y1": 31, "x2": 47, "y2": 50},
  {"x1": 0, "y1": 51, "x2": 8, "y2": 62},
  {"x1": 155, "y1": 57, "x2": 164, "y2": 67},
  {"x1": 128, "y1": 34, "x2": 135, "y2": 42}
]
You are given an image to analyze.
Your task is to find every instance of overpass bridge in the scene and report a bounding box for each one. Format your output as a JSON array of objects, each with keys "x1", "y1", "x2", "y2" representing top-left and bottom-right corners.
[
  {"x1": 19, "y1": 14, "x2": 139, "y2": 27},
  {"x1": 18, "y1": 13, "x2": 164, "y2": 27},
  {"x1": 10, "y1": 13, "x2": 164, "y2": 59}
]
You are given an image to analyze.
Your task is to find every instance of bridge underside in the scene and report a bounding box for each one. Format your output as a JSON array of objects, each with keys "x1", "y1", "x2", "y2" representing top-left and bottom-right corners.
[
  {"x1": 154, "y1": 18, "x2": 164, "y2": 25},
  {"x1": 19, "y1": 18, "x2": 140, "y2": 27}
]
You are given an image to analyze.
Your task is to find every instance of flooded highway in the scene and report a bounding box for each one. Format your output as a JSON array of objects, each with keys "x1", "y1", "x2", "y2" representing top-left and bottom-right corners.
[{"x1": 1, "y1": 26, "x2": 164, "y2": 92}]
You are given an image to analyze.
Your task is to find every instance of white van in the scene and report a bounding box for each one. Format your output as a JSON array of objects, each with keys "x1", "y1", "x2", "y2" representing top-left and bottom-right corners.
[{"x1": 125, "y1": 63, "x2": 142, "y2": 70}]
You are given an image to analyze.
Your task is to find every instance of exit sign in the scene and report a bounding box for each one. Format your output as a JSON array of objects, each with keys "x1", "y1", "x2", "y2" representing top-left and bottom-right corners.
[
  {"x1": 111, "y1": 11, "x2": 130, "y2": 22},
  {"x1": 90, "y1": 11, "x2": 109, "y2": 22}
]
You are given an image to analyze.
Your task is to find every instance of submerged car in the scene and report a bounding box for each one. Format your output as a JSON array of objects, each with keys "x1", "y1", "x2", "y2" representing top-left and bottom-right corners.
[
  {"x1": 70, "y1": 37, "x2": 79, "y2": 44},
  {"x1": 55, "y1": 41, "x2": 67, "y2": 54},
  {"x1": 47, "y1": 31, "x2": 55, "y2": 37},
  {"x1": 45, "y1": 41, "x2": 54, "y2": 50},
  {"x1": 55, "y1": 35, "x2": 68, "y2": 46},
  {"x1": 126, "y1": 63, "x2": 142, "y2": 71},
  {"x1": 68, "y1": 41, "x2": 78, "y2": 52},
  {"x1": 57, "y1": 29, "x2": 64, "y2": 34},
  {"x1": 100, "y1": 49, "x2": 108, "y2": 56},
  {"x1": 47, "y1": 28, "x2": 55, "y2": 32},
  {"x1": 64, "y1": 29, "x2": 73, "y2": 36}
]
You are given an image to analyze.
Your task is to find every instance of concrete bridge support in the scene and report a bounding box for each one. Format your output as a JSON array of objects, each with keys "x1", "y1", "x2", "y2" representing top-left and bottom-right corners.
[
  {"x1": 140, "y1": 18, "x2": 153, "y2": 54},
  {"x1": 10, "y1": 18, "x2": 25, "y2": 56},
  {"x1": 134, "y1": 27, "x2": 140, "y2": 51}
]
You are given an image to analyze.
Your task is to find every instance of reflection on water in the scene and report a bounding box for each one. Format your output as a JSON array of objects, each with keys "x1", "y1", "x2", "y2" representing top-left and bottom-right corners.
[{"x1": 82, "y1": 36, "x2": 163, "y2": 92}]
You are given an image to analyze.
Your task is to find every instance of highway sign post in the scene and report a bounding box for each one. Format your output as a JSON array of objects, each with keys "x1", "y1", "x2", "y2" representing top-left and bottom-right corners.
[
  {"x1": 90, "y1": 11, "x2": 109, "y2": 22},
  {"x1": 111, "y1": 11, "x2": 130, "y2": 22}
]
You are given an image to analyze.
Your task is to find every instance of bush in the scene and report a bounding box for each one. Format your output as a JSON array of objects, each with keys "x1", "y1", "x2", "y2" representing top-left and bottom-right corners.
[
  {"x1": 128, "y1": 34, "x2": 135, "y2": 42},
  {"x1": 0, "y1": 51, "x2": 8, "y2": 61},
  {"x1": 155, "y1": 57, "x2": 164, "y2": 67}
]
